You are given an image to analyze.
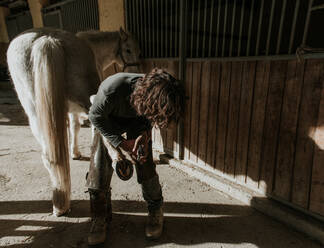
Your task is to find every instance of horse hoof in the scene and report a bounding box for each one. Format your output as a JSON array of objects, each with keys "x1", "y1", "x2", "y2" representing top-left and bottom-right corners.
[
  {"x1": 53, "y1": 207, "x2": 71, "y2": 217},
  {"x1": 72, "y1": 154, "x2": 82, "y2": 160}
]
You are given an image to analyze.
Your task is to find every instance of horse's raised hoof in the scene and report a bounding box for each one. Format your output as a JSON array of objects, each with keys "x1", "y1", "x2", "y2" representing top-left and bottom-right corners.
[
  {"x1": 53, "y1": 207, "x2": 71, "y2": 217},
  {"x1": 72, "y1": 153, "x2": 82, "y2": 160}
]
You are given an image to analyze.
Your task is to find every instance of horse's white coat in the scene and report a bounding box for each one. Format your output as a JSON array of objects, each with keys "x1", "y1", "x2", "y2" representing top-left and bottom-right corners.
[{"x1": 7, "y1": 28, "x2": 140, "y2": 216}]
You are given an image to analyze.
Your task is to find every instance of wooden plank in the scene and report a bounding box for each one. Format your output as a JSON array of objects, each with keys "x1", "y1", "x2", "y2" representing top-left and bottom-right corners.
[
  {"x1": 246, "y1": 61, "x2": 271, "y2": 188},
  {"x1": 258, "y1": 60, "x2": 287, "y2": 193},
  {"x1": 235, "y1": 61, "x2": 256, "y2": 183},
  {"x1": 310, "y1": 62, "x2": 324, "y2": 216},
  {"x1": 273, "y1": 60, "x2": 305, "y2": 199},
  {"x1": 189, "y1": 62, "x2": 202, "y2": 164},
  {"x1": 214, "y1": 61, "x2": 232, "y2": 172},
  {"x1": 166, "y1": 61, "x2": 179, "y2": 154},
  {"x1": 156, "y1": 127, "x2": 163, "y2": 151},
  {"x1": 152, "y1": 61, "x2": 165, "y2": 152},
  {"x1": 292, "y1": 59, "x2": 322, "y2": 208},
  {"x1": 224, "y1": 61, "x2": 243, "y2": 177},
  {"x1": 152, "y1": 127, "x2": 160, "y2": 150},
  {"x1": 197, "y1": 62, "x2": 211, "y2": 166},
  {"x1": 144, "y1": 61, "x2": 162, "y2": 151},
  {"x1": 184, "y1": 62, "x2": 193, "y2": 161},
  {"x1": 154, "y1": 61, "x2": 168, "y2": 152},
  {"x1": 206, "y1": 62, "x2": 221, "y2": 168}
]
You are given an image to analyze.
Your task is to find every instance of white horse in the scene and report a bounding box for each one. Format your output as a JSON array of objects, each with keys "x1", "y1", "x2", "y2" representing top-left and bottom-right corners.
[{"x1": 7, "y1": 27, "x2": 140, "y2": 216}]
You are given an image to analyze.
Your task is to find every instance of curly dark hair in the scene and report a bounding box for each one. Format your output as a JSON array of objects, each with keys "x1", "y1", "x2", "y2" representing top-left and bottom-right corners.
[{"x1": 131, "y1": 68, "x2": 185, "y2": 128}]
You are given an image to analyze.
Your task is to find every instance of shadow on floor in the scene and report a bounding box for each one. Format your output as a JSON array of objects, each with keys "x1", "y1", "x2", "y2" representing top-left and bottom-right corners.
[{"x1": 0, "y1": 199, "x2": 318, "y2": 248}]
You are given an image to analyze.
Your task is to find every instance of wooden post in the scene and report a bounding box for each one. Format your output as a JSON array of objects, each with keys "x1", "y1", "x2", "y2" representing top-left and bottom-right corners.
[
  {"x1": 27, "y1": 0, "x2": 49, "y2": 28},
  {"x1": 0, "y1": 7, "x2": 10, "y2": 43},
  {"x1": 98, "y1": 0, "x2": 125, "y2": 31},
  {"x1": 0, "y1": 7, "x2": 10, "y2": 67}
]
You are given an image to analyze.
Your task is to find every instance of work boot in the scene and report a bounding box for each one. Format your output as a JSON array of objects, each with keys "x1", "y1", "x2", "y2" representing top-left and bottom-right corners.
[
  {"x1": 88, "y1": 189, "x2": 112, "y2": 245},
  {"x1": 145, "y1": 208, "x2": 164, "y2": 240}
]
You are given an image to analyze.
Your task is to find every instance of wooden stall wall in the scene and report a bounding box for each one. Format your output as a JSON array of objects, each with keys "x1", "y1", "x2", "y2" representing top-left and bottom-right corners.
[
  {"x1": 184, "y1": 59, "x2": 324, "y2": 217},
  {"x1": 142, "y1": 58, "x2": 324, "y2": 218},
  {"x1": 141, "y1": 60, "x2": 180, "y2": 157}
]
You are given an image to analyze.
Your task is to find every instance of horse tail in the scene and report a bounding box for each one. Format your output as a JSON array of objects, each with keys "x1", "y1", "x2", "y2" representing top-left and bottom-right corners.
[{"x1": 31, "y1": 36, "x2": 70, "y2": 215}]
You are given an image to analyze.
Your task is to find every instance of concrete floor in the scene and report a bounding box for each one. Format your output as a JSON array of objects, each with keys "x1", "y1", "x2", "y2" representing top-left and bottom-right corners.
[{"x1": 0, "y1": 85, "x2": 322, "y2": 248}]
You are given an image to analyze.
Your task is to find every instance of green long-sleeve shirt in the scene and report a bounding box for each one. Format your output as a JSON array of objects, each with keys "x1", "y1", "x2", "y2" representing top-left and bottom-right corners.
[{"x1": 88, "y1": 72, "x2": 150, "y2": 148}]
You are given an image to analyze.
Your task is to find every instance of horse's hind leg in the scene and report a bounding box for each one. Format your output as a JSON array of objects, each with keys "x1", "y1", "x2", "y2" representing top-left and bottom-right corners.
[
  {"x1": 41, "y1": 155, "x2": 70, "y2": 216},
  {"x1": 28, "y1": 115, "x2": 70, "y2": 216},
  {"x1": 68, "y1": 112, "x2": 81, "y2": 160}
]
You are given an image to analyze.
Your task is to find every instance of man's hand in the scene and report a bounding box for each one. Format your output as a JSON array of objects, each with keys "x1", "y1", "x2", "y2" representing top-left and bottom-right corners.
[
  {"x1": 119, "y1": 131, "x2": 151, "y2": 164},
  {"x1": 132, "y1": 131, "x2": 151, "y2": 163},
  {"x1": 120, "y1": 139, "x2": 135, "y2": 153}
]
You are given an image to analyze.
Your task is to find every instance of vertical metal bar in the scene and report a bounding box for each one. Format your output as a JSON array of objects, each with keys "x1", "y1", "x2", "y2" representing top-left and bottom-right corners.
[
  {"x1": 246, "y1": 0, "x2": 255, "y2": 56},
  {"x1": 215, "y1": 0, "x2": 221, "y2": 56},
  {"x1": 153, "y1": 0, "x2": 156, "y2": 57},
  {"x1": 92, "y1": 0, "x2": 96, "y2": 29},
  {"x1": 190, "y1": 0, "x2": 195, "y2": 58},
  {"x1": 202, "y1": 0, "x2": 208, "y2": 58},
  {"x1": 144, "y1": 0, "x2": 147, "y2": 57},
  {"x1": 143, "y1": 0, "x2": 147, "y2": 58},
  {"x1": 276, "y1": 0, "x2": 287, "y2": 54},
  {"x1": 88, "y1": 0, "x2": 92, "y2": 29},
  {"x1": 78, "y1": 0, "x2": 83, "y2": 31},
  {"x1": 74, "y1": 1, "x2": 78, "y2": 31},
  {"x1": 129, "y1": 0, "x2": 134, "y2": 34},
  {"x1": 170, "y1": 0, "x2": 173, "y2": 57},
  {"x1": 229, "y1": 0, "x2": 236, "y2": 56},
  {"x1": 81, "y1": 0, "x2": 85, "y2": 30},
  {"x1": 136, "y1": 0, "x2": 141, "y2": 53},
  {"x1": 139, "y1": 0, "x2": 145, "y2": 57},
  {"x1": 165, "y1": 0, "x2": 168, "y2": 57},
  {"x1": 178, "y1": 0, "x2": 188, "y2": 160},
  {"x1": 94, "y1": 0, "x2": 99, "y2": 30},
  {"x1": 133, "y1": 0, "x2": 137, "y2": 35},
  {"x1": 79, "y1": 1, "x2": 87, "y2": 30},
  {"x1": 124, "y1": 0, "x2": 128, "y2": 31},
  {"x1": 161, "y1": 0, "x2": 163, "y2": 57},
  {"x1": 255, "y1": 0, "x2": 264, "y2": 55},
  {"x1": 266, "y1": 0, "x2": 276, "y2": 55},
  {"x1": 85, "y1": 0, "x2": 89, "y2": 29},
  {"x1": 208, "y1": 0, "x2": 215, "y2": 57},
  {"x1": 175, "y1": 0, "x2": 179, "y2": 57},
  {"x1": 238, "y1": 0, "x2": 245, "y2": 56},
  {"x1": 71, "y1": 2, "x2": 76, "y2": 31},
  {"x1": 88, "y1": 0, "x2": 93, "y2": 29},
  {"x1": 288, "y1": 0, "x2": 300, "y2": 54},
  {"x1": 157, "y1": 0, "x2": 160, "y2": 57},
  {"x1": 302, "y1": 0, "x2": 314, "y2": 46},
  {"x1": 138, "y1": 0, "x2": 142, "y2": 56},
  {"x1": 158, "y1": 0, "x2": 164, "y2": 58},
  {"x1": 86, "y1": 0, "x2": 90, "y2": 29},
  {"x1": 127, "y1": 0, "x2": 132, "y2": 31},
  {"x1": 221, "y1": 0, "x2": 228, "y2": 57},
  {"x1": 196, "y1": 0, "x2": 201, "y2": 57},
  {"x1": 148, "y1": 0, "x2": 152, "y2": 57}
]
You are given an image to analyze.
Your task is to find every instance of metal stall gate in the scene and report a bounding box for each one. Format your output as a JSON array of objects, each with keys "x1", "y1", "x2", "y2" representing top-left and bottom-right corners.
[
  {"x1": 125, "y1": 0, "x2": 324, "y2": 220},
  {"x1": 5, "y1": 11, "x2": 33, "y2": 40},
  {"x1": 42, "y1": 0, "x2": 99, "y2": 32}
]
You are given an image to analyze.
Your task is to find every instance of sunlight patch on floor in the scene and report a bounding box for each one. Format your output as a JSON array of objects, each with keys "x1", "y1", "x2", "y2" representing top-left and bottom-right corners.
[
  {"x1": 15, "y1": 225, "x2": 53, "y2": 231},
  {"x1": 0, "y1": 236, "x2": 34, "y2": 245},
  {"x1": 113, "y1": 211, "x2": 233, "y2": 218}
]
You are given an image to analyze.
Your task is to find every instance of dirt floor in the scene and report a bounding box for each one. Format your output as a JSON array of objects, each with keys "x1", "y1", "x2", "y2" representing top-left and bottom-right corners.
[{"x1": 0, "y1": 84, "x2": 322, "y2": 248}]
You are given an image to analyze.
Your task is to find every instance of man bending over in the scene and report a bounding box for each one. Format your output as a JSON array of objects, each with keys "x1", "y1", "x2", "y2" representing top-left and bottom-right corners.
[{"x1": 86, "y1": 68, "x2": 185, "y2": 245}]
